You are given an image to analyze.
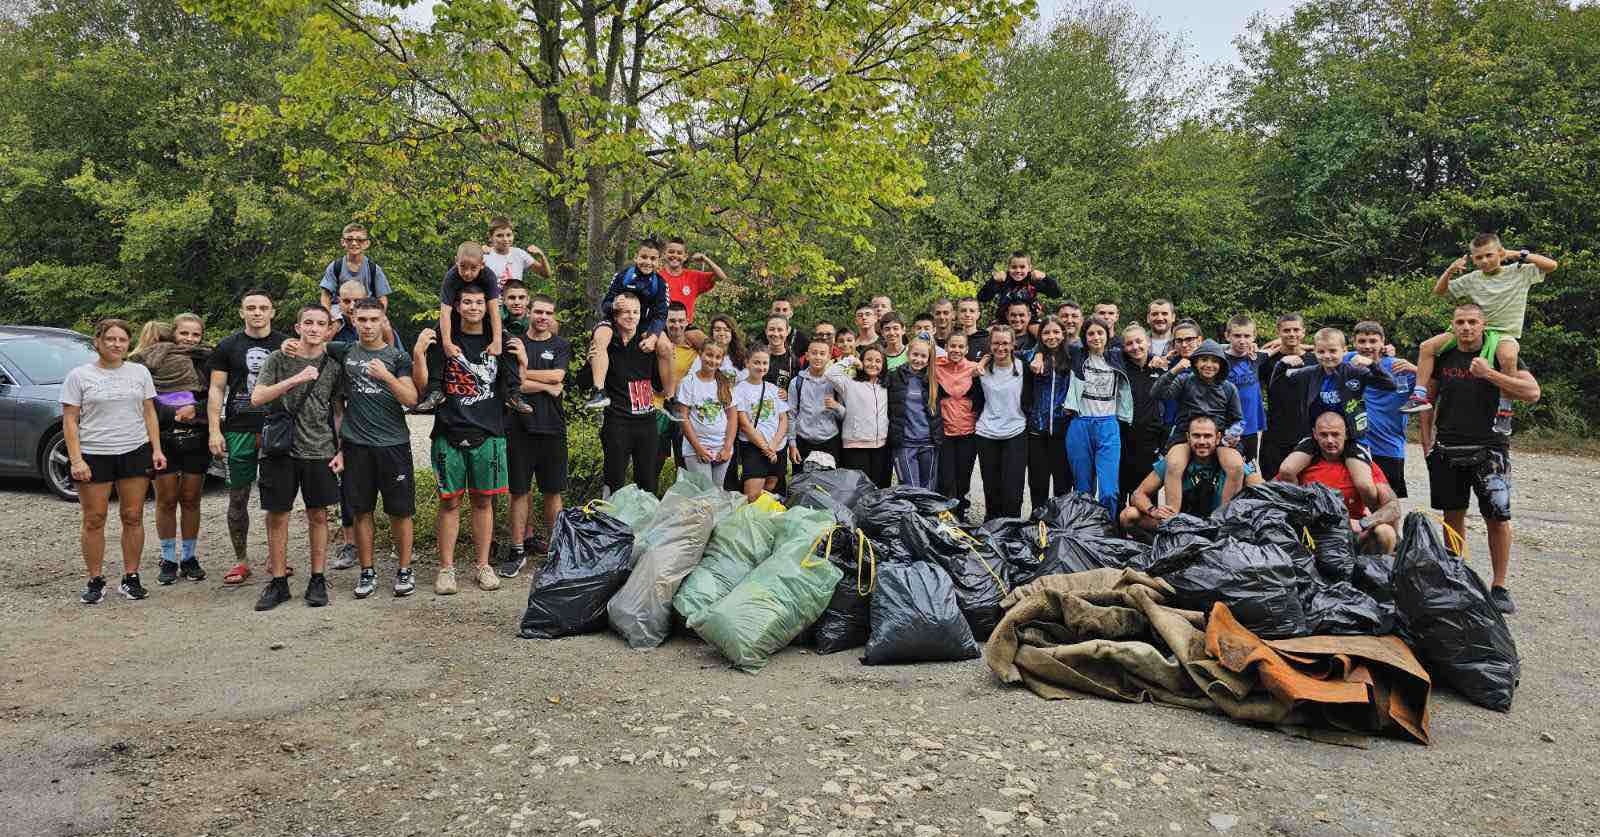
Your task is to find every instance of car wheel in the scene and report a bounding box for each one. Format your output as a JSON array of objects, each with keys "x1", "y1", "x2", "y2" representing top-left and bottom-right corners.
[{"x1": 41, "y1": 428, "x2": 78, "y2": 502}]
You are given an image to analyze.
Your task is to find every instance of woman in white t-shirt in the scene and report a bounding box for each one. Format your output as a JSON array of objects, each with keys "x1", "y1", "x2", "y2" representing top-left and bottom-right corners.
[
  {"x1": 733, "y1": 348, "x2": 788, "y2": 502},
  {"x1": 61, "y1": 319, "x2": 166, "y2": 605},
  {"x1": 675, "y1": 341, "x2": 738, "y2": 488}
]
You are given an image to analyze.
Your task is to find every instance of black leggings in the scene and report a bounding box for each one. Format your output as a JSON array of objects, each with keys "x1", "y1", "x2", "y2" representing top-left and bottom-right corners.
[
  {"x1": 602, "y1": 415, "x2": 660, "y2": 495},
  {"x1": 937, "y1": 434, "x2": 978, "y2": 515},
  {"x1": 977, "y1": 434, "x2": 1027, "y2": 521},
  {"x1": 1026, "y1": 431, "x2": 1070, "y2": 511},
  {"x1": 839, "y1": 446, "x2": 891, "y2": 489}
]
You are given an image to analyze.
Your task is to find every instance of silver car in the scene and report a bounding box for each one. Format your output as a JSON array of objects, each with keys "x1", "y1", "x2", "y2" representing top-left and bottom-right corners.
[{"x1": 0, "y1": 326, "x2": 101, "y2": 500}]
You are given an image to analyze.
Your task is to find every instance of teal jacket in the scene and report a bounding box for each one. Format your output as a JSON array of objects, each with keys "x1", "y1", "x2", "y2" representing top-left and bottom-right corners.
[{"x1": 1060, "y1": 349, "x2": 1133, "y2": 424}]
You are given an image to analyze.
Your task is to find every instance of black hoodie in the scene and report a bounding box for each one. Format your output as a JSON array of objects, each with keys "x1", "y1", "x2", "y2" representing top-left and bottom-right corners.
[{"x1": 1152, "y1": 339, "x2": 1243, "y2": 435}]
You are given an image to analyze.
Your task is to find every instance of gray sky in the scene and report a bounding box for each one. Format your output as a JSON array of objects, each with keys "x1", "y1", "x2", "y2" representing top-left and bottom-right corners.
[{"x1": 1035, "y1": 0, "x2": 1301, "y2": 68}]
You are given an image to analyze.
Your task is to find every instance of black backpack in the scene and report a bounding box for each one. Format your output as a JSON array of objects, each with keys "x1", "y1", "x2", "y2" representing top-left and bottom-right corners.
[{"x1": 328, "y1": 257, "x2": 380, "y2": 297}]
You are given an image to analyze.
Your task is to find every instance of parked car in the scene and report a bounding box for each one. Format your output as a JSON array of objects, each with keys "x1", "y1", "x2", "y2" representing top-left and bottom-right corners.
[{"x1": 0, "y1": 326, "x2": 100, "y2": 500}]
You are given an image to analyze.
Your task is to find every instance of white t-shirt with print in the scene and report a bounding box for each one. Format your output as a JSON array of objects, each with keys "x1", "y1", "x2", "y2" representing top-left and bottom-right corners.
[
  {"x1": 483, "y1": 247, "x2": 536, "y2": 289},
  {"x1": 677, "y1": 373, "x2": 732, "y2": 453},
  {"x1": 733, "y1": 379, "x2": 784, "y2": 445},
  {"x1": 60, "y1": 362, "x2": 156, "y2": 455}
]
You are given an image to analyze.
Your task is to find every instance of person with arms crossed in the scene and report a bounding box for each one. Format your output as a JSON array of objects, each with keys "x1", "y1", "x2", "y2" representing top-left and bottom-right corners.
[
  {"x1": 249, "y1": 305, "x2": 345, "y2": 611},
  {"x1": 64, "y1": 319, "x2": 165, "y2": 604},
  {"x1": 207, "y1": 289, "x2": 288, "y2": 585},
  {"x1": 1419, "y1": 302, "x2": 1541, "y2": 614},
  {"x1": 498, "y1": 295, "x2": 570, "y2": 577}
]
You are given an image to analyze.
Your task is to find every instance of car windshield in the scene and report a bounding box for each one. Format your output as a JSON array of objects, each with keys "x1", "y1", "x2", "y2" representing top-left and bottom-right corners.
[{"x1": 0, "y1": 335, "x2": 98, "y2": 385}]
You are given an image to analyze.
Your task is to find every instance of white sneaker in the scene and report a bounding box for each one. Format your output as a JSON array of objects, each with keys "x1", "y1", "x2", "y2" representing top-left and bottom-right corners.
[
  {"x1": 434, "y1": 566, "x2": 459, "y2": 596},
  {"x1": 475, "y1": 564, "x2": 502, "y2": 591}
]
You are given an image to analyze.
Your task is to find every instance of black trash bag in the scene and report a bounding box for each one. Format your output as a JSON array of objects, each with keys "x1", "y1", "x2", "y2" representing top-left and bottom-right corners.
[
  {"x1": 1304, "y1": 581, "x2": 1394, "y2": 635},
  {"x1": 810, "y1": 530, "x2": 877, "y2": 655},
  {"x1": 519, "y1": 506, "x2": 636, "y2": 639},
  {"x1": 787, "y1": 467, "x2": 874, "y2": 530},
  {"x1": 1152, "y1": 537, "x2": 1310, "y2": 639},
  {"x1": 1020, "y1": 532, "x2": 1152, "y2": 582},
  {"x1": 1214, "y1": 500, "x2": 1302, "y2": 554},
  {"x1": 903, "y1": 517, "x2": 1009, "y2": 640},
  {"x1": 1030, "y1": 492, "x2": 1117, "y2": 537},
  {"x1": 1143, "y1": 514, "x2": 1219, "y2": 572},
  {"x1": 977, "y1": 517, "x2": 1055, "y2": 585},
  {"x1": 1351, "y1": 554, "x2": 1395, "y2": 604},
  {"x1": 1221, "y1": 481, "x2": 1347, "y2": 529},
  {"x1": 851, "y1": 486, "x2": 958, "y2": 539},
  {"x1": 1311, "y1": 523, "x2": 1357, "y2": 582},
  {"x1": 862, "y1": 559, "x2": 979, "y2": 665},
  {"x1": 1393, "y1": 513, "x2": 1519, "y2": 711}
]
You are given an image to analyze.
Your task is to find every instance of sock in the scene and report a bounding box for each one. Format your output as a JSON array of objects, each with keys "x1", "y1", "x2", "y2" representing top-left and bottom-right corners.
[
  {"x1": 180, "y1": 539, "x2": 198, "y2": 561},
  {"x1": 160, "y1": 538, "x2": 177, "y2": 563},
  {"x1": 311, "y1": 572, "x2": 326, "y2": 581},
  {"x1": 1497, "y1": 396, "x2": 1513, "y2": 414},
  {"x1": 510, "y1": 542, "x2": 527, "y2": 557}
]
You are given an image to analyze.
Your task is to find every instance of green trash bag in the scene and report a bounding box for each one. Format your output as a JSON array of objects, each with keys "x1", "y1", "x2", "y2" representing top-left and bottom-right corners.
[
  {"x1": 673, "y1": 500, "x2": 784, "y2": 624},
  {"x1": 604, "y1": 486, "x2": 659, "y2": 529},
  {"x1": 632, "y1": 473, "x2": 742, "y2": 559},
  {"x1": 688, "y1": 507, "x2": 842, "y2": 672}
]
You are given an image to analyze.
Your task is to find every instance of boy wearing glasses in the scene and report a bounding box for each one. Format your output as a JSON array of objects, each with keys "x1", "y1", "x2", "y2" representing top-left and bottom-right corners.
[{"x1": 320, "y1": 223, "x2": 392, "y2": 320}]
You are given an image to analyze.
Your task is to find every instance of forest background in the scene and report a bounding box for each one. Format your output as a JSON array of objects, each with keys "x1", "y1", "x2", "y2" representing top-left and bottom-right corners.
[{"x1": 3, "y1": 0, "x2": 1596, "y2": 439}]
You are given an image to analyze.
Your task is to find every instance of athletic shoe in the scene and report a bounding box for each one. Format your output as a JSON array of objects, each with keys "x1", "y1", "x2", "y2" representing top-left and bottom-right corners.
[
  {"x1": 1490, "y1": 586, "x2": 1516, "y2": 614},
  {"x1": 179, "y1": 558, "x2": 206, "y2": 581},
  {"x1": 1492, "y1": 408, "x2": 1514, "y2": 437},
  {"x1": 80, "y1": 576, "x2": 106, "y2": 605},
  {"x1": 394, "y1": 567, "x2": 416, "y2": 597},
  {"x1": 1400, "y1": 394, "x2": 1433, "y2": 414},
  {"x1": 354, "y1": 568, "x2": 378, "y2": 599},
  {"x1": 119, "y1": 573, "x2": 149, "y2": 601},
  {"x1": 583, "y1": 393, "x2": 610, "y2": 410},
  {"x1": 476, "y1": 564, "x2": 502, "y2": 591},
  {"x1": 497, "y1": 550, "x2": 527, "y2": 579},
  {"x1": 157, "y1": 560, "x2": 179, "y2": 586},
  {"x1": 331, "y1": 543, "x2": 358, "y2": 570},
  {"x1": 506, "y1": 391, "x2": 534, "y2": 415},
  {"x1": 304, "y1": 574, "x2": 330, "y2": 607},
  {"x1": 254, "y1": 577, "x2": 291, "y2": 611},
  {"x1": 434, "y1": 567, "x2": 459, "y2": 596},
  {"x1": 410, "y1": 389, "x2": 446, "y2": 414}
]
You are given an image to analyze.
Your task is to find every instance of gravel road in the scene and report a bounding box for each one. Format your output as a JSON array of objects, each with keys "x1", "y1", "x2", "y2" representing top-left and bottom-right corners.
[{"x1": 1, "y1": 435, "x2": 1596, "y2": 837}]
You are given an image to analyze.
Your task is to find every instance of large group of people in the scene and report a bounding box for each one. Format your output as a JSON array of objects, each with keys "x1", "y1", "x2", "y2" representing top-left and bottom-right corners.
[{"x1": 62, "y1": 223, "x2": 1551, "y2": 616}]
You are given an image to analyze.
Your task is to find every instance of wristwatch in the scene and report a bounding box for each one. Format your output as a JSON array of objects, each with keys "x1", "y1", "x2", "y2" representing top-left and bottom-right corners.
[{"x1": 1518, "y1": 249, "x2": 1530, "y2": 262}]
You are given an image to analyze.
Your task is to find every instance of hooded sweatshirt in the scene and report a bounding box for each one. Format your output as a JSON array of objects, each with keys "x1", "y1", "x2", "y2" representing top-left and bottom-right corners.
[
  {"x1": 1152, "y1": 339, "x2": 1244, "y2": 437},
  {"x1": 824, "y1": 357, "x2": 888, "y2": 449}
]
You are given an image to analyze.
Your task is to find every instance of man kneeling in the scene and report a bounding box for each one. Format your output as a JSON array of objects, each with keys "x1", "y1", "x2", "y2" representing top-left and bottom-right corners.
[
  {"x1": 1120, "y1": 416, "x2": 1263, "y2": 531},
  {"x1": 1292, "y1": 412, "x2": 1400, "y2": 553}
]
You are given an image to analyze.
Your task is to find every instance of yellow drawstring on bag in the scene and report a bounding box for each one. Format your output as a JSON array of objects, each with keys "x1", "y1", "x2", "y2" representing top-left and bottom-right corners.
[{"x1": 855, "y1": 529, "x2": 878, "y2": 595}]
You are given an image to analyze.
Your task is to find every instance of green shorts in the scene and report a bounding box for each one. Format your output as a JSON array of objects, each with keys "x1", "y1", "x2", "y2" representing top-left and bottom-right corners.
[
  {"x1": 1440, "y1": 328, "x2": 1506, "y2": 363},
  {"x1": 431, "y1": 436, "x2": 509, "y2": 499},
  {"x1": 224, "y1": 431, "x2": 260, "y2": 489}
]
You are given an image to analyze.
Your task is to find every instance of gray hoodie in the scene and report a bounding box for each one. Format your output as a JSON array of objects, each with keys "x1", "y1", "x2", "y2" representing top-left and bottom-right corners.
[
  {"x1": 788, "y1": 368, "x2": 845, "y2": 445},
  {"x1": 824, "y1": 358, "x2": 888, "y2": 449}
]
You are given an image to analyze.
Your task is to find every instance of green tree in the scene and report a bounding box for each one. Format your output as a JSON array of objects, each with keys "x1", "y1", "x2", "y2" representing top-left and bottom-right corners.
[
  {"x1": 191, "y1": 0, "x2": 1031, "y2": 314},
  {"x1": 0, "y1": 0, "x2": 341, "y2": 330}
]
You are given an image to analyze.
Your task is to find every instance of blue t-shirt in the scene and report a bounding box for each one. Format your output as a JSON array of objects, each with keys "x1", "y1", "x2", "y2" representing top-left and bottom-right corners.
[
  {"x1": 1152, "y1": 456, "x2": 1260, "y2": 516},
  {"x1": 1226, "y1": 353, "x2": 1266, "y2": 435},
  {"x1": 1347, "y1": 353, "x2": 1413, "y2": 459}
]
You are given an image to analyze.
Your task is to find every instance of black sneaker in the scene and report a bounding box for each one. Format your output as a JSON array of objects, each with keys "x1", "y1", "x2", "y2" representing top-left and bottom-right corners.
[
  {"x1": 583, "y1": 393, "x2": 610, "y2": 410},
  {"x1": 497, "y1": 549, "x2": 527, "y2": 578},
  {"x1": 393, "y1": 567, "x2": 416, "y2": 597},
  {"x1": 411, "y1": 389, "x2": 446, "y2": 414},
  {"x1": 1490, "y1": 586, "x2": 1516, "y2": 614},
  {"x1": 80, "y1": 576, "x2": 106, "y2": 605},
  {"x1": 254, "y1": 577, "x2": 292, "y2": 611},
  {"x1": 353, "y1": 568, "x2": 378, "y2": 599},
  {"x1": 157, "y1": 560, "x2": 179, "y2": 586},
  {"x1": 304, "y1": 573, "x2": 330, "y2": 607},
  {"x1": 119, "y1": 573, "x2": 149, "y2": 600},
  {"x1": 505, "y1": 391, "x2": 534, "y2": 415},
  {"x1": 179, "y1": 558, "x2": 206, "y2": 581}
]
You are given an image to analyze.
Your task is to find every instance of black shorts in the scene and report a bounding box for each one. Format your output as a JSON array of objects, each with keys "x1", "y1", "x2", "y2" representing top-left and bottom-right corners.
[
  {"x1": 1292, "y1": 436, "x2": 1373, "y2": 465},
  {"x1": 738, "y1": 441, "x2": 786, "y2": 480},
  {"x1": 155, "y1": 431, "x2": 211, "y2": 476},
  {"x1": 507, "y1": 429, "x2": 569, "y2": 496},
  {"x1": 259, "y1": 455, "x2": 341, "y2": 513},
  {"x1": 342, "y1": 443, "x2": 417, "y2": 517},
  {"x1": 81, "y1": 444, "x2": 153, "y2": 484},
  {"x1": 1427, "y1": 446, "x2": 1511, "y2": 521},
  {"x1": 1371, "y1": 454, "x2": 1408, "y2": 499}
]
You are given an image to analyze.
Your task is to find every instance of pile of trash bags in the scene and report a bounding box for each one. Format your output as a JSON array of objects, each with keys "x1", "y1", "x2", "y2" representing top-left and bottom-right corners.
[{"x1": 517, "y1": 465, "x2": 1519, "y2": 712}]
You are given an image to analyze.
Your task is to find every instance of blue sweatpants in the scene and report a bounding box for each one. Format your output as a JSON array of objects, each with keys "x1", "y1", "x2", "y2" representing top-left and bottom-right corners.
[
  {"x1": 1067, "y1": 414, "x2": 1122, "y2": 518},
  {"x1": 893, "y1": 443, "x2": 938, "y2": 489}
]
